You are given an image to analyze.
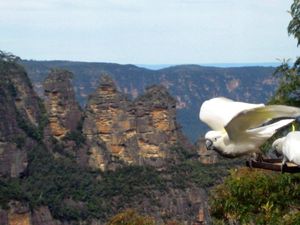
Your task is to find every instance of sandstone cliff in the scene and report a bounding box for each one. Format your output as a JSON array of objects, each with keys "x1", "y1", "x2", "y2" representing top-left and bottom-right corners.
[
  {"x1": 0, "y1": 55, "x2": 214, "y2": 225},
  {"x1": 0, "y1": 201, "x2": 62, "y2": 225},
  {"x1": 0, "y1": 56, "x2": 44, "y2": 178},
  {"x1": 42, "y1": 69, "x2": 90, "y2": 166},
  {"x1": 134, "y1": 85, "x2": 188, "y2": 167},
  {"x1": 83, "y1": 75, "x2": 137, "y2": 170},
  {"x1": 0, "y1": 188, "x2": 210, "y2": 225},
  {"x1": 43, "y1": 69, "x2": 82, "y2": 139},
  {"x1": 83, "y1": 75, "x2": 189, "y2": 171}
]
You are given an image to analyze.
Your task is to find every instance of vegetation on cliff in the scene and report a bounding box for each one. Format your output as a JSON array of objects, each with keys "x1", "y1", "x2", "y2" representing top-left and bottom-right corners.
[
  {"x1": 0, "y1": 143, "x2": 241, "y2": 223},
  {"x1": 106, "y1": 209, "x2": 156, "y2": 225},
  {"x1": 106, "y1": 209, "x2": 184, "y2": 225},
  {"x1": 1, "y1": 50, "x2": 231, "y2": 224}
]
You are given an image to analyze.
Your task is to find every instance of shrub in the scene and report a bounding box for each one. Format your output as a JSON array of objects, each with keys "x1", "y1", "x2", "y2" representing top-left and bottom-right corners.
[
  {"x1": 63, "y1": 130, "x2": 85, "y2": 147},
  {"x1": 210, "y1": 168, "x2": 300, "y2": 224},
  {"x1": 16, "y1": 111, "x2": 42, "y2": 141},
  {"x1": 106, "y1": 209, "x2": 156, "y2": 225}
]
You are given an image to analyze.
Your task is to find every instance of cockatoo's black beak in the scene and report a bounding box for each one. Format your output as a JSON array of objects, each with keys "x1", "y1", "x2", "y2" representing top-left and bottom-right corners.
[
  {"x1": 205, "y1": 139, "x2": 213, "y2": 150},
  {"x1": 275, "y1": 151, "x2": 281, "y2": 158},
  {"x1": 273, "y1": 148, "x2": 281, "y2": 158}
]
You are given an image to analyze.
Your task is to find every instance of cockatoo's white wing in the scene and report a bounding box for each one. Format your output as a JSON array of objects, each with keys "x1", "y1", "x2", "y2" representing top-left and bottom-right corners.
[
  {"x1": 247, "y1": 119, "x2": 294, "y2": 138},
  {"x1": 199, "y1": 97, "x2": 263, "y2": 130},
  {"x1": 225, "y1": 105, "x2": 300, "y2": 141}
]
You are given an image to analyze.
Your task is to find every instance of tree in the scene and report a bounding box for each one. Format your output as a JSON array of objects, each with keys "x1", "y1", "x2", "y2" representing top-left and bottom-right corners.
[
  {"x1": 0, "y1": 50, "x2": 20, "y2": 63},
  {"x1": 269, "y1": 60, "x2": 300, "y2": 106},
  {"x1": 288, "y1": 0, "x2": 300, "y2": 46},
  {"x1": 269, "y1": 0, "x2": 300, "y2": 106}
]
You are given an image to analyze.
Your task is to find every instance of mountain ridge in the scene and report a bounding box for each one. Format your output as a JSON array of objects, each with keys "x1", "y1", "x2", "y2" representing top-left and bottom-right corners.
[{"x1": 22, "y1": 60, "x2": 278, "y2": 142}]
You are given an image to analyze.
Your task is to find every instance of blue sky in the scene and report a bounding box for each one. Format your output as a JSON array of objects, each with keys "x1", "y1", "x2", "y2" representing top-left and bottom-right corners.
[{"x1": 0, "y1": 0, "x2": 298, "y2": 64}]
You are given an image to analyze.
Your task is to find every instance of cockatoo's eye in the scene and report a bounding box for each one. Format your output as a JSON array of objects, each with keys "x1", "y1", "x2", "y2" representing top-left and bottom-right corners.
[{"x1": 214, "y1": 137, "x2": 218, "y2": 141}]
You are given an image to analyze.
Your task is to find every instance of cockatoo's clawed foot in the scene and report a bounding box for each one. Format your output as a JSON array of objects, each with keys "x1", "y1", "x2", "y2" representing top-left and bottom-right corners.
[
  {"x1": 281, "y1": 163, "x2": 287, "y2": 174},
  {"x1": 248, "y1": 159, "x2": 253, "y2": 169},
  {"x1": 256, "y1": 153, "x2": 264, "y2": 162},
  {"x1": 250, "y1": 153, "x2": 256, "y2": 161}
]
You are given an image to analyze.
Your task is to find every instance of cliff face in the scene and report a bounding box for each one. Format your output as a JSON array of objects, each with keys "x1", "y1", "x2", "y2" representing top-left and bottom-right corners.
[
  {"x1": 0, "y1": 189, "x2": 209, "y2": 225},
  {"x1": 42, "y1": 69, "x2": 90, "y2": 166},
  {"x1": 0, "y1": 57, "x2": 213, "y2": 225},
  {"x1": 83, "y1": 75, "x2": 138, "y2": 170},
  {"x1": 135, "y1": 85, "x2": 178, "y2": 154},
  {"x1": 41, "y1": 72, "x2": 187, "y2": 171},
  {"x1": 122, "y1": 187, "x2": 211, "y2": 224},
  {"x1": 0, "y1": 201, "x2": 60, "y2": 225},
  {"x1": 43, "y1": 69, "x2": 82, "y2": 139},
  {"x1": 0, "y1": 79, "x2": 26, "y2": 178},
  {"x1": 0, "y1": 60, "x2": 44, "y2": 177},
  {"x1": 83, "y1": 75, "x2": 187, "y2": 170}
]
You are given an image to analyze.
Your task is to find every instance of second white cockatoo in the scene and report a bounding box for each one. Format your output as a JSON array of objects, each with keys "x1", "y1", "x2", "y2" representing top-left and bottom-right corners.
[
  {"x1": 199, "y1": 97, "x2": 300, "y2": 158},
  {"x1": 272, "y1": 131, "x2": 300, "y2": 171}
]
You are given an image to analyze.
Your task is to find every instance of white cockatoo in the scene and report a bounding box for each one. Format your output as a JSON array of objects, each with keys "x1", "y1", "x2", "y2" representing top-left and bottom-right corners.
[
  {"x1": 199, "y1": 97, "x2": 300, "y2": 158},
  {"x1": 272, "y1": 131, "x2": 300, "y2": 170}
]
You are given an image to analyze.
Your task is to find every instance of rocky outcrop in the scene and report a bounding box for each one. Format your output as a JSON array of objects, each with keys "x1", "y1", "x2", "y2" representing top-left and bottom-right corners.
[
  {"x1": 0, "y1": 201, "x2": 60, "y2": 225},
  {"x1": 107, "y1": 187, "x2": 211, "y2": 225},
  {"x1": 1, "y1": 190, "x2": 211, "y2": 225},
  {"x1": 83, "y1": 75, "x2": 138, "y2": 170},
  {"x1": 0, "y1": 56, "x2": 210, "y2": 225},
  {"x1": 0, "y1": 142, "x2": 27, "y2": 178},
  {"x1": 31, "y1": 207, "x2": 59, "y2": 225},
  {"x1": 43, "y1": 69, "x2": 82, "y2": 139},
  {"x1": 42, "y1": 69, "x2": 91, "y2": 167},
  {"x1": 83, "y1": 75, "x2": 188, "y2": 170},
  {"x1": 0, "y1": 77, "x2": 27, "y2": 177},
  {"x1": 0, "y1": 59, "x2": 44, "y2": 177},
  {"x1": 134, "y1": 85, "x2": 183, "y2": 167}
]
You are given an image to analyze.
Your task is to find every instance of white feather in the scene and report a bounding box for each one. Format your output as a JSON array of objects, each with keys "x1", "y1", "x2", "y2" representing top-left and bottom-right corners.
[
  {"x1": 200, "y1": 97, "x2": 300, "y2": 157},
  {"x1": 273, "y1": 131, "x2": 300, "y2": 166},
  {"x1": 199, "y1": 97, "x2": 263, "y2": 131},
  {"x1": 248, "y1": 119, "x2": 294, "y2": 137}
]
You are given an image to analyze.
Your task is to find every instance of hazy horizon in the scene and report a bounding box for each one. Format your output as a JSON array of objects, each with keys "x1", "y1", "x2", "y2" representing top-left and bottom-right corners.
[{"x1": 21, "y1": 57, "x2": 282, "y2": 70}]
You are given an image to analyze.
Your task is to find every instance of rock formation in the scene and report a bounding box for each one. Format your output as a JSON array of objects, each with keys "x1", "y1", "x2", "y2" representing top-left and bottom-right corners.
[
  {"x1": 42, "y1": 69, "x2": 91, "y2": 167},
  {"x1": 134, "y1": 187, "x2": 211, "y2": 224},
  {"x1": 0, "y1": 57, "x2": 211, "y2": 225},
  {"x1": 23, "y1": 60, "x2": 277, "y2": 142},
  {"x1": 0, "y1": 201, "x2": 60, "y2": 225},
  {"x1": 83, "y1": 75, "x2": 138, "y2": 170},
  {"x1": 43, "y1": 69, "x2": 82, "y2": 139},
  {"x1": 0, "y1": 59, "x2": 44, "y2": 177},
  {"x1": 83, "y1": 75, "x2": 188, "y2": 170},
  {"x1": 134, "y1": 85, "x2": 182, "y2": 167}
]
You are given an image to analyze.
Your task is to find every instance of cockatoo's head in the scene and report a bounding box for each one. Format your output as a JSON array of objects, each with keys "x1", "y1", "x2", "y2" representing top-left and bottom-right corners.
[
  {"x1": 205, "y1": 130, "x2": 225, "y2": 153},
  {"x1": 271, "y1": 137, "x2": 285, "y2": 156}
]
